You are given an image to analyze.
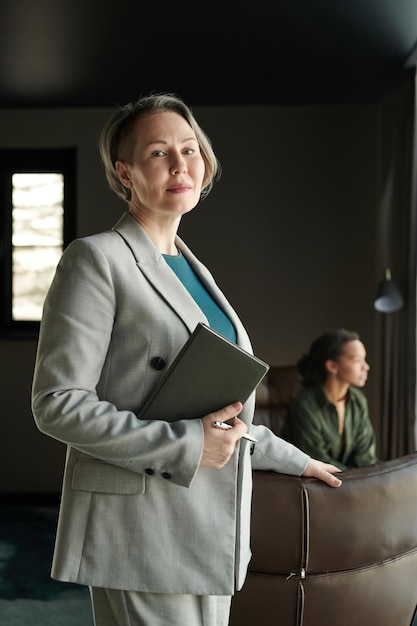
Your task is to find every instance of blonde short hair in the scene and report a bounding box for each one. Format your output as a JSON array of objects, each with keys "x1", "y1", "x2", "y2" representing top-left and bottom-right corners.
[{"x1": 99, "y1": 93, "x2": 221, "y2": 203}]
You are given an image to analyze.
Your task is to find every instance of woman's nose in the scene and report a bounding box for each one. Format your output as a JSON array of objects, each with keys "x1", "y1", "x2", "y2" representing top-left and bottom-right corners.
[{"x1": 170, "y1": 153, "x2": 187, "y2": 175}]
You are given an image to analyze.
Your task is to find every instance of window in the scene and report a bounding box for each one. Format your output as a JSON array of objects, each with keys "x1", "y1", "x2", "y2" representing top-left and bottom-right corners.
[{"x1": 0, "y1": 148, "x2": 76, "y2": 336}]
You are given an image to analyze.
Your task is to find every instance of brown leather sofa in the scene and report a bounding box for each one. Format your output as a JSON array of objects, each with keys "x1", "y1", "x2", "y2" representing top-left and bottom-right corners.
[
  {"x1": 230, "y1": 366, "x2": 417, "y2": 626},
  {"x1": 252, "y1": 364, "x2": 301, "y2": 436}
]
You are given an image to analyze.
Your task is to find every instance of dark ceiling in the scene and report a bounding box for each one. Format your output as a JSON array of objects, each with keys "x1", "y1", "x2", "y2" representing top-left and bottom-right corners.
[{"x1": 1, "y1": 0, "x2": 417, "y2": 108}]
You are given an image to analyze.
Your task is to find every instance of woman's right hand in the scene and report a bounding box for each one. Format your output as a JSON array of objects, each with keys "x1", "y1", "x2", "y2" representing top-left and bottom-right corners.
[{"x1": 199, "y1": 402, "x2": 245, "y2": 468}]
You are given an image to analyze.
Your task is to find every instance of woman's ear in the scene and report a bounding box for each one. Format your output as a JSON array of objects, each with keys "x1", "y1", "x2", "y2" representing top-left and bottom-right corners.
[
  {"x1": 325, "y1": 359, "x2": 338, "y2": 376},
  {"x1": 115, "y1": 160, "x2": 131, "y2": 188}
]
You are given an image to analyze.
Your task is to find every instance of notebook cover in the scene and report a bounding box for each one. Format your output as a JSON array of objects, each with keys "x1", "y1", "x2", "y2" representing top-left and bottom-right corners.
[{"x1": 138, "y1": 322, "x2": 269, "y2": 422}]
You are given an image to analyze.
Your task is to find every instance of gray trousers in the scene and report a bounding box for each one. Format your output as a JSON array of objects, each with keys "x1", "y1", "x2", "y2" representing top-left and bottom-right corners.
[{"x1": 89, "y1": 587, "x2": 232, "y2": 626}]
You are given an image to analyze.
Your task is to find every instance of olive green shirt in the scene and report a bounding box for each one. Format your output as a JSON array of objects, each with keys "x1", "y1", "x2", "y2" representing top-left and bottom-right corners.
[{"x1": 282, "y1": 384, "x2": 378, "y2": 470}]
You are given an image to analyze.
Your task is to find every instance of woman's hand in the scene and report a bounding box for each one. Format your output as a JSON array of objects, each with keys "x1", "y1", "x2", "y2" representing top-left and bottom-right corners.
[
  {"x1": 200, "y1": 402, "x2": 245, "y2": 469},
  {"x1": 302, "y1": 458, "x2": 342, "y2": 488}
]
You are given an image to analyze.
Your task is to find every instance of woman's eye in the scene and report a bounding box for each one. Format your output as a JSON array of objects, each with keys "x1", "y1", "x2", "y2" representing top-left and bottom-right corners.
[
  {"x1": 152, "y1": 150, "x2": 166, "y2": 157},
  {"x1": 183, "y1": 148, "x2": 195, "y2": 155}
]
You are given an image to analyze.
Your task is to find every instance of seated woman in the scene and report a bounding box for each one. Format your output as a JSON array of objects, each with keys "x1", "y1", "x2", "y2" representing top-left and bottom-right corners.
[{"x1": 282, "y1": 329, "x2": 378, "y2": 470}]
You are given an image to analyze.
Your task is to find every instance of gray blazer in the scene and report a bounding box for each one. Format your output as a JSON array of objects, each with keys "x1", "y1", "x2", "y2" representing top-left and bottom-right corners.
[{"x1": 32, "y1": 211, "x2": 308, "y2": 595}]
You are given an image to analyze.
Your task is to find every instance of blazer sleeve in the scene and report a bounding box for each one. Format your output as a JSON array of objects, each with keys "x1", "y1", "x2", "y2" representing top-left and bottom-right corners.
[{"x1": 250, "y1": 423, "x2": 310, "y2": 476}]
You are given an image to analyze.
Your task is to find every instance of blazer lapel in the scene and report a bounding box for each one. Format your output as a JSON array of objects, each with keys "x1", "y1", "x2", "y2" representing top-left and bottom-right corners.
[
  {"x1": 113, "y1": 211, "x2": 253, "y2": 352},
  {"x1": 176, "y1": 237, "x2": 253, "y2": 353},
  {"x1": 112, "y1": 212, "x2": 208, "y2": 334}
]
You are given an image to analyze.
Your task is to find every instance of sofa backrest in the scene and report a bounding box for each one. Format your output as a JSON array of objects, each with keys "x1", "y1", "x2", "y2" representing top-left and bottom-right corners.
[{"x1": 230, "y1": 452, "x2": 417, "y2": 626}]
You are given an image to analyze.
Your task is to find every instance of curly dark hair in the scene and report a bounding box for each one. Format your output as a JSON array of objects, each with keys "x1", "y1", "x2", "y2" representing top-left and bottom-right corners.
[{"x1": 297, "y1": 329, "x2": 360, "y2": 386}]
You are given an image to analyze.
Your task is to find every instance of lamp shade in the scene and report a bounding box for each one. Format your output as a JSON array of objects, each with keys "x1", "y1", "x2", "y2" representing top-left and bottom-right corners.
[{"x1": 374, "y1": 268, "x2": 404, "y2": 313}]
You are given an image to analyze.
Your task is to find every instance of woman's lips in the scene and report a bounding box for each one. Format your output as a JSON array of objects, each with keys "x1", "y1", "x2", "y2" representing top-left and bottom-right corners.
[{"x1": 167, "y1": 184, "x2": 192, "y2": 193}]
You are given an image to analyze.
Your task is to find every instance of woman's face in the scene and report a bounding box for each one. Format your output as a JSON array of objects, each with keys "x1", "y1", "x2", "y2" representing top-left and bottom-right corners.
[
  {"x1": 327, "y1": 340, "x2": 370, "y2": 387},
  {"x1": 116, "y1": 111, "x2": 205, "y2": 224}
]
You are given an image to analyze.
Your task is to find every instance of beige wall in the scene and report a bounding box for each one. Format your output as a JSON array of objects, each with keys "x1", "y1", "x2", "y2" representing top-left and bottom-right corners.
[{"x1": 0, "y1": 103, "x2": 382, "y2": 493}]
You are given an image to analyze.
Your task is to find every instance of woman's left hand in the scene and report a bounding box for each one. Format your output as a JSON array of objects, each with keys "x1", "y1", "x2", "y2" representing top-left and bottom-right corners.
[{"x1": 302, "y1": 459, "x2": 342, "y2": 488}]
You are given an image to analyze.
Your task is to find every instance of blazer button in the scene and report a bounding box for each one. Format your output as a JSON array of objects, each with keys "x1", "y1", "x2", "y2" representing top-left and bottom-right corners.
[
  {"x1": 150, "y1": 357, "x2": 166, "y2": 371},
  {"x1": 145, "y1": 468, "x2": 155, "y2": 476},
  {"x1": 161, "y1": 472, "x2": 172, "y2": 480}
]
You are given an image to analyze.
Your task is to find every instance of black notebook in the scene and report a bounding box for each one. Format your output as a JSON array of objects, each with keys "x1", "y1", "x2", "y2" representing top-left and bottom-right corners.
[{"x1": 138, "y1": 322, "x2": 269, "y2": 422}]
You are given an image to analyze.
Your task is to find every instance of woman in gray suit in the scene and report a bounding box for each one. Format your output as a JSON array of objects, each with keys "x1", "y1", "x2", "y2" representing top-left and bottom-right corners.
[{"x1": 32, "y1": 93, "x2": 341, "y2": 626}]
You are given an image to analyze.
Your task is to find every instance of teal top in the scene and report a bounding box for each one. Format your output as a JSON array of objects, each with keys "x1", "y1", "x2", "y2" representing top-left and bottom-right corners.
[
  {"x1": 282, "y1": 384, "x2": 378, "y2": 470},
  {"x1": 163, "y1": 250, "x2": 237, "y2": 343}
]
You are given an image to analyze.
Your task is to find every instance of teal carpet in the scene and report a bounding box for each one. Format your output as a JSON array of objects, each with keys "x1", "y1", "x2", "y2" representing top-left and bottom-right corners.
[{"x1": 0, "y1": 505, "x2": 93, "y2": 625}]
